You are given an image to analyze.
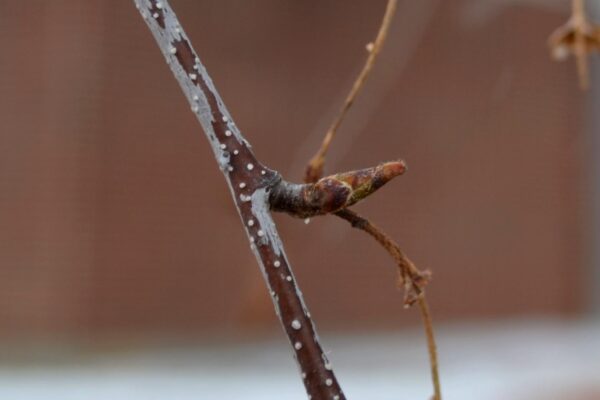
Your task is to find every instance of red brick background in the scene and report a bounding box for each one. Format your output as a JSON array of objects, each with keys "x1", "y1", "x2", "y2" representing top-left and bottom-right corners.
[{"x1": 0, "y1": 0, "x2": 587, "y2": 340}]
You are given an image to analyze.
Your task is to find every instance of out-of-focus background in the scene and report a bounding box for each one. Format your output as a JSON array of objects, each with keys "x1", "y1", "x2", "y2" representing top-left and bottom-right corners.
[{"x1": 1, "y1": 0, "x2": 599, "y2": 399}]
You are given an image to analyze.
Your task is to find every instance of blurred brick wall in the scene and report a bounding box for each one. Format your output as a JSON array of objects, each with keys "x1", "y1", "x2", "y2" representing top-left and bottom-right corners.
[{"x1": 0, "y1": 0, "x2": 586, "y2": 339}]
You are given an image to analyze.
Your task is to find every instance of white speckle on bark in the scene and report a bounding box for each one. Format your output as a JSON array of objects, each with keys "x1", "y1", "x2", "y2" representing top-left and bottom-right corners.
[{"x1": 291, "y1": 320, "x2": 301, "y2": 330}]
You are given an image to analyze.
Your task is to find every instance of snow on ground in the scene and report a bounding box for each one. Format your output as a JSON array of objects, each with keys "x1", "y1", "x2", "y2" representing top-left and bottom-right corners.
[{"x1": 0, "y1": 318, "x2": 598, "y2": 400}]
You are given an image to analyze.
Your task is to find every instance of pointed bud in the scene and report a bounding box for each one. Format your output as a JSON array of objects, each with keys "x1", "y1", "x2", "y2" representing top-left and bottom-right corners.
[
  {"x1": 332, "y1": 160, "x2": 406, "y2": 207},
  {"x1": 270, "y1": 160, "x2": 406, "y2": 218}
]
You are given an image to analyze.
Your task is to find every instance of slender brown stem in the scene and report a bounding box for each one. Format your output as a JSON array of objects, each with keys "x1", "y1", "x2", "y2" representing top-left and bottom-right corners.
[
  {"x1": 334, "y1": 209, "x2": 429, "y2": 305},
  {"x1": 305, "y1": 0, "x2": 398, "y2": 183},
  {"x1": 335, "y1": 208, "x2": 441, "y2": 399},
  {"x1": 417, "y1": 296, "x2": 441, "y2": 400},
  {"x1": 572, "y1": 0, "x2": 589, "y2": 89}
]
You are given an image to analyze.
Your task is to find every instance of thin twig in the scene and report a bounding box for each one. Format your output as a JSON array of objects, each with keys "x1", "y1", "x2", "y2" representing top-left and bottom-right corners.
[
  {"x1": 335, "y1": 209, "x2": 441, "y2": 399},
  {"x1": 417, "y1": 296, "x2": 441, "y2": 400},
  {"x1": 334, "y1": 209, "x2": 429, "y2": 305},
  {"x1": 304, "y1": 0, "x2": 398, "y2": 183}
]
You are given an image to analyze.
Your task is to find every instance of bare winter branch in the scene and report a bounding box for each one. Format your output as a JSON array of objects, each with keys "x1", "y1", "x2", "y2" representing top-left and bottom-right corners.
[
  {"x1": 132, "y1": 1, "x2": 346, "y2": 398},
  {"x1": 134, "y1": 2, "x2": 442, "y2": 399}
]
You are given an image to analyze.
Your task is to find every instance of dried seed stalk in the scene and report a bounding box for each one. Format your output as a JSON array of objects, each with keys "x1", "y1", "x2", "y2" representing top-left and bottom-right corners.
[{"x1": 548, "y1": 0, "x2": 600, "y2": 89}]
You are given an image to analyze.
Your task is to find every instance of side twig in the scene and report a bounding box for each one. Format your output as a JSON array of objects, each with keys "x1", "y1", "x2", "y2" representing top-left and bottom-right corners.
[
  {"x1": 334, "y1": 209, "x2": 429, "y2": 307},
  {"x1": 301, "y1": 0, "x2": 442, "y2": 397},
  {"x1": 335, "y1": 209, "x2": 440, "y2": 400},
  {"x1": 304, "y1": 0, "x2": 398, "y2": 183},
  {"x1": 418, "y1": 296, "x2": 441, "y2": 400}
]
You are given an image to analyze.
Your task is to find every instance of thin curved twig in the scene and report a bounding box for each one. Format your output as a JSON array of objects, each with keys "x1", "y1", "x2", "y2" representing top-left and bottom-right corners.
[
  {"x1": 304, "y1": 0, "x2": 398, "y2": 183},
  {"x1": 334, "y1": 209, "x2": 428, "y2": 305},
  {"x1": 335, "y1": 209, "x2": 441, "y2": 400},
  {"x1": 418, "y1": 296, "x2": 441, "y2": 400}
]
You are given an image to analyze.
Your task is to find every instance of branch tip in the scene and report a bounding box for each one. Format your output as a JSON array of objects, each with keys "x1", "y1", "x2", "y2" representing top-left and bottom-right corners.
[{"x1": 272, "y1": 160, "x2": 407, "y2": 219}]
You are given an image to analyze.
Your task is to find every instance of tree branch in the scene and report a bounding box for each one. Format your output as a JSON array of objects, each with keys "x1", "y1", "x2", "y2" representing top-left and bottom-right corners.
[{"x1": 132, "y1": 1, "x2": 346, "y2": 398}]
